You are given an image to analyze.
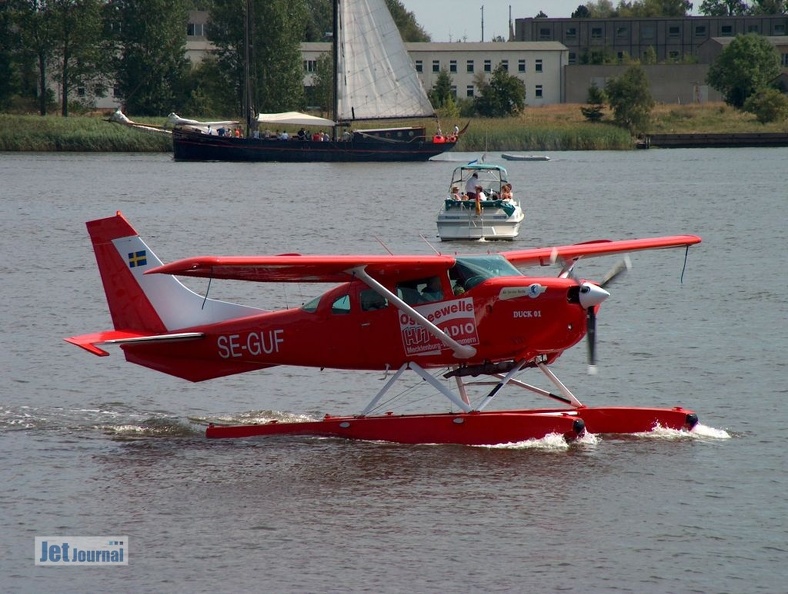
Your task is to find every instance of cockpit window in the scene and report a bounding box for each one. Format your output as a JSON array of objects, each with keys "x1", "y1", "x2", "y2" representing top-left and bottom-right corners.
[
  {"x1": 451, "y1": 255, "x2": 522, "y2": 290},
  {"x1": 302, "y1": 295, "x2": 321, "y2": 312},
  {"x1": 331, "y1": 294, "x2": 351, "y2": 314}
]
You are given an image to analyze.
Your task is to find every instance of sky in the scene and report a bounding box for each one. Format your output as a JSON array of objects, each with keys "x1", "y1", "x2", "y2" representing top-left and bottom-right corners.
[{"x1": 398, "y1": 1, "x2": 585, "y2": 42}]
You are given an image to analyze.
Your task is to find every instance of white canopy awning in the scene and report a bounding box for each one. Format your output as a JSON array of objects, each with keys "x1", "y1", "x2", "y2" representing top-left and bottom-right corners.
[{"x1": 256, "y1": 111, "x2": 335, "y2": 127}]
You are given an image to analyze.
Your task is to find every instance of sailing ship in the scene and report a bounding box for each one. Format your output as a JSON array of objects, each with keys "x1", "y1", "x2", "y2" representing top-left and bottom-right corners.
[{"x1": 171, "y1": 0, "x2": 461, "y2": 162}]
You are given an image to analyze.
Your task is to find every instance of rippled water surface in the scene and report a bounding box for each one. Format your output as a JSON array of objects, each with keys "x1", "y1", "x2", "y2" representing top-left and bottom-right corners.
[{"x1": 2, "y1": 148, "x2": 786, "y2": 592}]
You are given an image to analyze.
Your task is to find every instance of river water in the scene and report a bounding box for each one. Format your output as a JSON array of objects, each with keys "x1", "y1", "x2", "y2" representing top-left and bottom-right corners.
[{"x1": 1, "y1": 148, "x2": 786, "y2": 593}]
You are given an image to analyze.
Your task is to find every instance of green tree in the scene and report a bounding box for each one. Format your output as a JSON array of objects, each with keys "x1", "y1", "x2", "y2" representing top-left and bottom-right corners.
[
  {"x1": 109, "y1": 0, "x2": 190, "y2": 116},
  {"x1": 429, "y1": 69, "x2": 454, "y2": 109},
  {"x1": 473, "y1": 63, "x2": 525, "y2": 117},
  {"x1": 50, "y1": 0, "x2": 108, "y2": 116},
  {"x1": 624, "y1": 0, "x2": 694, "y2": 16},
  {"x1": 210, "y1": 0, "x2": 307, "y2": 117},
  {"x1": 605, "y1": 64, "x2": 654, "y2": 132},
  {"x1": 385, "y1": 0, "x2": 430, "y2": 41},
  {"x1": 14, "y1": 0, "x2": 58, "y2": 115},
  {"x1": 642, "y1": 46, "x2": 658, "y2": 64},
  {"x1": 572, "y1": 5, "x2": 591, "y2": 17},
  {"x1": 580, "y1": 83, "x2": 606, "y2": 122},
  {"x1": 699, "y1": 0, "x2": 750, "y2": 15},
  {"x1": 706, "y1": 33, "x2": 781, "y2": 108},
  {"x1": 750, "y1": 0, "x2": 786, "y2": 14},
  {"x1": 743, "y1": 87, "x2": 788, "y2": 123},
  {"x1": 0, "y1": 2, "x2": 24, "y2": 110}
]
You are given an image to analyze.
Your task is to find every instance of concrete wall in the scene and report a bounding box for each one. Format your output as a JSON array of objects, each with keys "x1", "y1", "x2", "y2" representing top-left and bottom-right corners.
[{"x1": 565, "y1": 64, "x2": 722, "y2": 104}]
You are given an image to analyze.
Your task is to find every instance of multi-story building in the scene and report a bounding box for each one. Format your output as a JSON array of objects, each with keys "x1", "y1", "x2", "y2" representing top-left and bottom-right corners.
[{"x1": 515, "y1": 15, "x2": 788, "y2": 65}]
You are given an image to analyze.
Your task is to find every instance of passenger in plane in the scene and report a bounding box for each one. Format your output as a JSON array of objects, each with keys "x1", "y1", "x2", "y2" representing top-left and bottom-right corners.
[{"x1": 420, "y1": 277, "x2": 444, "y2": 302}]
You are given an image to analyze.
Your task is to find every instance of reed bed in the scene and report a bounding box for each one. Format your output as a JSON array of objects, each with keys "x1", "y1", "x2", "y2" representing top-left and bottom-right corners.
[{"x1": 0, "y1": 114, "x2": 171, "y2": 152}]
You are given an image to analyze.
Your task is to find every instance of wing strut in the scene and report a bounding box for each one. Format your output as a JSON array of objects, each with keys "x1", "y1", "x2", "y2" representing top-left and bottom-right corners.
[{"x1": 348, "y1": 266, "x2": 476, "y2": 360}]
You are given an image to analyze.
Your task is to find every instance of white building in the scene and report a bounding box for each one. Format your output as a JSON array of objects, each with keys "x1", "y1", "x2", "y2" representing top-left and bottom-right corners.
[{"x1": 302, "y1": 41, "x2": 568, "y2": 106}]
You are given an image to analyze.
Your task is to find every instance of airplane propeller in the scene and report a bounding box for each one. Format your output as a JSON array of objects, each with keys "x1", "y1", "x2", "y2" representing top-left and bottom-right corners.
[{"x1": 581, "y1": 256, "x2": 631, "y2": 374}]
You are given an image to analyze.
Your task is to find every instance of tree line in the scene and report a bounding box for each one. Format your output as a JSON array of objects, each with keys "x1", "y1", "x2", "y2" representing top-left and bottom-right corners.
[{"x1": 0, "y1": 0, "x2": 429, "y2": 117}]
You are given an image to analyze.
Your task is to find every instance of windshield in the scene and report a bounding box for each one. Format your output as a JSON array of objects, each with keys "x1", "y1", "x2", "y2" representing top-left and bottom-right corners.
[{"x1": 451, "y1": 255, "x2": 522, "y2": 289}]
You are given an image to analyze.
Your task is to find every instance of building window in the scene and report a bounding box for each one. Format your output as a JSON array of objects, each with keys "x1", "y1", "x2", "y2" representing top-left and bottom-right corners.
[
  {"x1": 187, "y1": 23, "x2": 204, "y2": 37},
  {"x1": 641, "y1": 25, "x2": 655, "y2": 40},
  {"x1": 616, "y1": 26, "x2": 628, "y2": 38},
  {"x1": 668, "y1": 50, "x2": 680, "y2": 61},
  {"x1": 432, "y1": 60, "x2": 440, "y2": 73},
  {"x1": 568, "y1": 52, "x2": 576, "y2": 65},
  {"x1": 484, "y1": 59, "x2": 491, "y2": 72},
  {"x1": 565, "y1": 27, "x2": 577, "y2": 40},
  {"x1": 535, "y1": 85, "x2": 543, "y2": 98},
  {"x1": 539, "y1": 27, "x2": 551, "y2": 40},
  {"x1": 591, "y1": 27, "x2": 602, "y2": 40},
  {"x1": 303, "y1": 60, "x2": 317, "y2": 72},
  {"x1": 535, "y1": 59, "x2": 542, "y2": 73},
  {"x1": 774, "y1": 24, "x2": 785, "y2": 35},
  {"x1": 748, "y1": 25, "x2": 759, "y2": 33},
  {"x1": 466, "y1": 59, "x2": 474, "y2": 73},
  {"x1": 415, "y1": 60, "x2": 423, "y2": 72},
  {"x1": 782, "y1": 53, "x2": 788, "y2": 67},
  {"x1": 449, "y1": 60, "x2": 457, "y2": 73},
  {"x1": 668, "y1": 26, "x2": 680, "y2": 38},
  {"x1": 695, "y1": 25, "x2": 707, "y2": 36},
  {"x1": 500, "y1": 59, "x2": 508, "y2": 72},
  {"x1": 466, "y1": 85, "x2": 474, "y2": 98},
  {"x1": 617, "y1": 51, "x2": 625, "y2": 61},
  {"x1": 518, "y1": 59, "x2": 526, "y2": 72},
  {"x1": 721, "y1": 25, "x2": 733, "y2": 36}
]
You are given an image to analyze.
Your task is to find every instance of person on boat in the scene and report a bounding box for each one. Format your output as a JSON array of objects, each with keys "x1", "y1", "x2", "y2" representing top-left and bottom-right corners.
[
  {"x1": 475, "y1": 185, "x2": 487, "y2": 201},
  {"x1": 500, "y1": 184, "x2": 513, "y2": 200},
  {"x1": 450, "y1": 186, "x2": 462, "y2": 200},
  {"x1": 465, "y1": 173, "x2": 479, "y2": 199},
  {"x1": 279, "y1": 130, "x2": 289, "y2": 140}
]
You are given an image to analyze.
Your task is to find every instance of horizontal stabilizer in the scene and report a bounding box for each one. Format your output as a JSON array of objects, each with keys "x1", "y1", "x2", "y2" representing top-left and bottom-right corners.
[{"x1": 65, "y1": 330, "x2": 204, "y2": 357}]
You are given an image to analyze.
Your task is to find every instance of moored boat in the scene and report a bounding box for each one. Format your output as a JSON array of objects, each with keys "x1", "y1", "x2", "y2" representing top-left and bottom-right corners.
[
  {"x1": 170, "y1": 0, "x2": 461, "y2": 162},
  {"x1": 501, "y1": 153, "x2": 550, "y2": 161},
  {"x1": 436, "y1": 163, "x2": 525, "y2": 241}
]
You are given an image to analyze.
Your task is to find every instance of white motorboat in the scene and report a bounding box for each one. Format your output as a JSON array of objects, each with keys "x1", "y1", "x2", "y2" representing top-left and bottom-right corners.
[{"x1": 436, "y1": 163, "x2": 524, "y2": 241}]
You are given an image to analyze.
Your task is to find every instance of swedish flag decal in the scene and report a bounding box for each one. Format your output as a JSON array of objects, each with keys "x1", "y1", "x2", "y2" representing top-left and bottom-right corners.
[{"x1": 128, "y1": 250, "x2": 147, "y2": 268}]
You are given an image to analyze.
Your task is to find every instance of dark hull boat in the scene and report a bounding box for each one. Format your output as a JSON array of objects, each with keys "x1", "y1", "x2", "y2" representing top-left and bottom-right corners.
[
  {"x1": 172, "y1": 126, "x2": 456, "y2": 163},
  {"x1": 171, "y1": 0, "x2": 460, "y2": 163}
]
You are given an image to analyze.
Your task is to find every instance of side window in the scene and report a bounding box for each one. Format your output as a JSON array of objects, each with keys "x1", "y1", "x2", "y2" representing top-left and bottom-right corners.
[
  {"x1": 331, "y1": 294, "x2": 351, "y2": 314},
  {"x1": 360, "y1": 289, "x2": 388, "y2": 311},
  {"x1": 397, "y1": 277, "x2": 445, "y2": 304}
]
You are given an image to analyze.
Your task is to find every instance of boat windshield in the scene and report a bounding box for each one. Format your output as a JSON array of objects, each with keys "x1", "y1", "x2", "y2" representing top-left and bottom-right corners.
[{"x1": 451, "y1": 255, "x2": 522, "y2": 289}]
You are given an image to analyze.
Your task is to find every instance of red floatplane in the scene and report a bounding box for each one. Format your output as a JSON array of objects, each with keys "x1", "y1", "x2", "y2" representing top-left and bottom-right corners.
[{"x1": 66, "y1": 212, "x2": 701, "y2": 445}]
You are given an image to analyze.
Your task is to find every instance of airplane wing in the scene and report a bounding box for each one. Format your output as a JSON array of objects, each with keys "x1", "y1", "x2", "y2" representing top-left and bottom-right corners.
[
  {"x1": 147, "y1": 254, "x2": 457, "y2": 283},
  {"x1": 502, "y1": 235, "x2": 702, "y2": 268}
]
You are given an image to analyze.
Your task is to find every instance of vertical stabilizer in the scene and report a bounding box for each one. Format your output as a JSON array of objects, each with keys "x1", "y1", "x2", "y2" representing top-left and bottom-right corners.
[{"x1": 86, "y1": 212, "x2": 262, "y2": 333}]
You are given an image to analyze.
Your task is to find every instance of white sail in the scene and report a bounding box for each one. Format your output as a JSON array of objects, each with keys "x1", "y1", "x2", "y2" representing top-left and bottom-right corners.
[{"x1": 337, "y1": 0, "x2": 435, "y2": 122}]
